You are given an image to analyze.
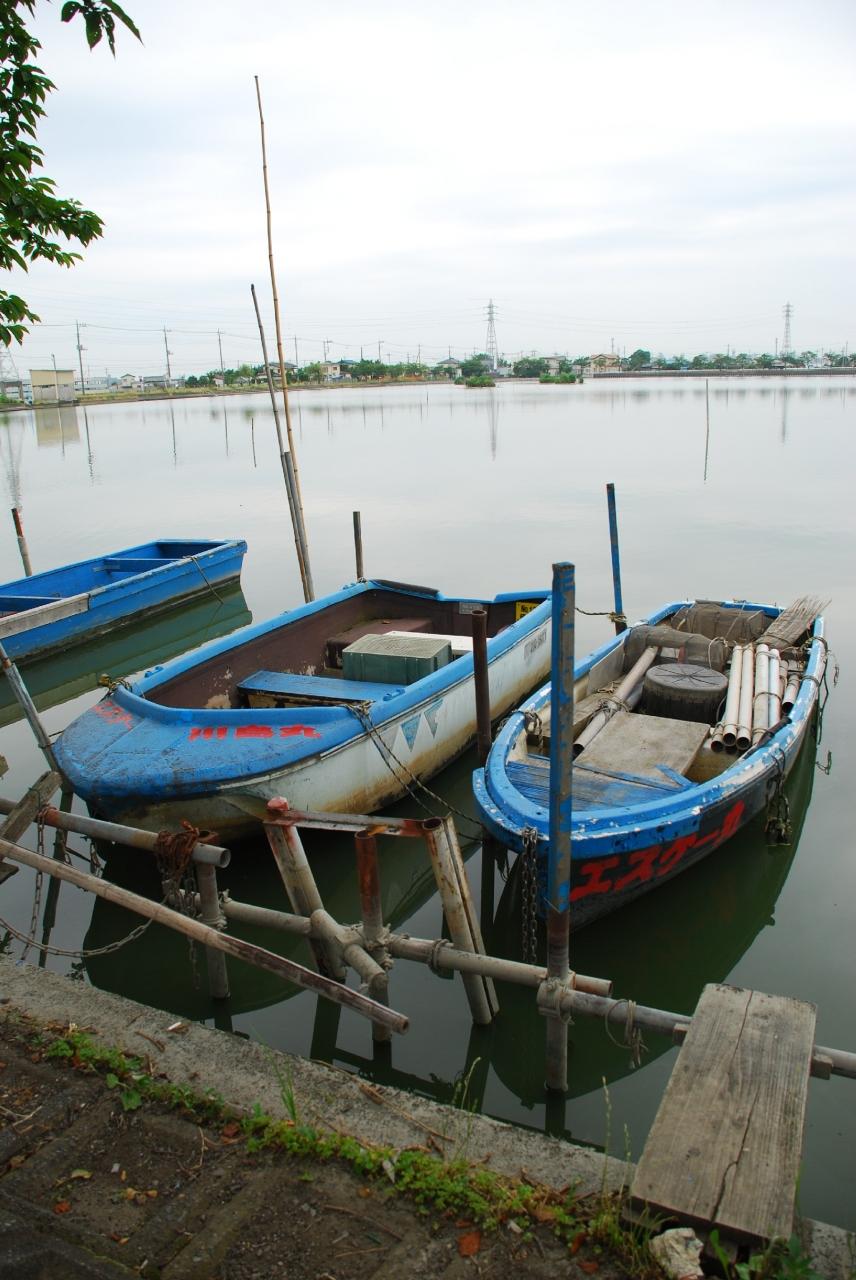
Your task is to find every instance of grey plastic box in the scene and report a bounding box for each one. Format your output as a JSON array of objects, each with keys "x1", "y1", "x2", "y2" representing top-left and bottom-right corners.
[{"x1": 342, "y1": 633, "x2": 452, "y2": 685}]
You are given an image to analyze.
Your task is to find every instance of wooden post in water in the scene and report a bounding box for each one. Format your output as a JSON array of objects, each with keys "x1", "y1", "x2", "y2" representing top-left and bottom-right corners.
[
  {"x1": 11, "y1": 508, "x2": 32, "y2": 577},
  {"x1": 605, "y1": 484, "x2": 626, "y2": 634},
  {"x1": 352, "y1": 510, "x2": 364, "y2": 580},
  {"x1": 471, "y1": 608, "x2": 492, "y2": 767},
  {"x1": 544, "y1": 562, "x2": 575, "y2": 1092}
]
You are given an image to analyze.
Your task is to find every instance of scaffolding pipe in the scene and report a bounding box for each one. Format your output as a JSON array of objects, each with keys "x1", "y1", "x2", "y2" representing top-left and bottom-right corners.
[
  {"x1": 0, "y1": 799, "x2": 231, "y2": 868},
  {"x1": 0, "y1": 833, "x2": 408, "y2": 1035}
]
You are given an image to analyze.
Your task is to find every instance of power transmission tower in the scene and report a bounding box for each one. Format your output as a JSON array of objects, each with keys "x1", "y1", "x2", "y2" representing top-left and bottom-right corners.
[
  {"x1": 484, "y1": 299, "x2": 498, "y2": 369},
  {"x1": 782, "y1": 302, "x2": 793, "y2": 355},
  {"x1": 0, "y1": 344, "x2": 19, "y2": 388}
]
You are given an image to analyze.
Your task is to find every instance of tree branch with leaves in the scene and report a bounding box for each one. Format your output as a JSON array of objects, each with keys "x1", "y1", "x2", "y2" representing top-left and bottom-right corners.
[{"x1": 0, "y1": 0, "x2": 140, "y2": 344}]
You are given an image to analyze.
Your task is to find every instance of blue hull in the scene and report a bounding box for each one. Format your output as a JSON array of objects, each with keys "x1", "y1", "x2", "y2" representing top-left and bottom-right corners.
[
  {"x1": 474, "y1": 599, "x2": 827, "y2": 927},
  {"x1": 0, "y1": 538, "x2": 247, "y2": 662}
]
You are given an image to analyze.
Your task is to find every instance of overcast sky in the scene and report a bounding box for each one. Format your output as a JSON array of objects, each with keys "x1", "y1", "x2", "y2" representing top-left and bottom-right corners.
[{"x1": 7, "y1": 0, "x2": 856, "y2": 376}]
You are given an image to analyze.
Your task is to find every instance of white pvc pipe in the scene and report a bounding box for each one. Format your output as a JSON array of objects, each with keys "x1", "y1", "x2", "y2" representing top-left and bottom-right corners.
[
  {"x1": 751, "y1": 643, "x2": 770, "y2": 745},
  {"x1": 736, "y1": 642, "x2": 755, "y2": 751},
  {"x1": 720, "y1": 644, "x2": 744, "y2": 748},
  {"x1": 767, "y1": 648, "x2": 782, "y2": 727},
  {"x1": 782, "y1": 667, "x2": 801, "y2": 714},
  {"x1": 573, "y1": 646, "x2": 658, "y2": 757}
]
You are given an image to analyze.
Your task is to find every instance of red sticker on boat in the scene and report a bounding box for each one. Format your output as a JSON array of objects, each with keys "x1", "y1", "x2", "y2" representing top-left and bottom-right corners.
[{"x1": 94, "y1": 699, "x2": 134, "y2": 729}]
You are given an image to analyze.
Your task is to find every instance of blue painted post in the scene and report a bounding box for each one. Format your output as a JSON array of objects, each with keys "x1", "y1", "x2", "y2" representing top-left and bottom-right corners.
[
  {"x1": 606, "y1": 483, "x2": 627, "y2": 634},
  {"x1": 545, "y1": 561, "x2": 574, "y2": 1092}
]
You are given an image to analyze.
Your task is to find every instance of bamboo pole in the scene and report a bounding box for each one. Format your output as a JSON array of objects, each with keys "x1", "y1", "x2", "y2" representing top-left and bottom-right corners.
[
  {"x1": 250, "y1": 283, "x2": 313, "y2": 602},
  {"x1": 0, "y1": 643, "x2": 60, "y2": 770},
  {"x1": 0, "y1": 833, "x2": 408, "y2": 1034},
  {"x1": 254, "y1": 77, "x2": 307, "y2": 526},
  {"x1": 440, "y1": 816, "x2": 499, "y2": 1017}
]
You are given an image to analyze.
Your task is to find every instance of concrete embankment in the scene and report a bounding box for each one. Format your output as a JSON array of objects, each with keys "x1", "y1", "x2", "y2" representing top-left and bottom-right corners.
[{"x1": 0, "y1": 959, "x2": 850, "y2": 1278}]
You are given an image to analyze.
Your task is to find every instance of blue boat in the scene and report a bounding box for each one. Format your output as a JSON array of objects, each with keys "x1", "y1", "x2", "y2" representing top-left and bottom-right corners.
[
  {"x1": 0, "y1": 539, "x2": 247, "y2": 663},
  {"x1": 474, "y1": 596, "x2": 827, "y2": 927},
  {"x1": 54, "y1": 578, "x2": 553, "y2": 837}
]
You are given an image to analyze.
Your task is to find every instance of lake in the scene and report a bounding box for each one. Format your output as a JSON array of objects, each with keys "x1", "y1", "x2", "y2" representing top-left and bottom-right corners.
[{"x1": 1, "y1": 376, "x2": 854, "y2": 1229}]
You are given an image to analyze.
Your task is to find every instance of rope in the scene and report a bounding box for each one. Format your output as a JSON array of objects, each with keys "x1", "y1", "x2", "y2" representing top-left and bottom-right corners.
[
  {"x1": 603, "y1": 998, "x2": 647, "y2": 1069},
  {"x1": 190, "y1": 555, "x2": 224, "y2": 604},
  {"x1": 575, "y1": 606, "x2": 626, "y2": 624}
]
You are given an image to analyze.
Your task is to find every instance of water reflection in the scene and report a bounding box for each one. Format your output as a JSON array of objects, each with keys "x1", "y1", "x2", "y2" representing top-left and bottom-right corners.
[{"x1": 34, "y1": 405, "x2": 79, "y2": 449}]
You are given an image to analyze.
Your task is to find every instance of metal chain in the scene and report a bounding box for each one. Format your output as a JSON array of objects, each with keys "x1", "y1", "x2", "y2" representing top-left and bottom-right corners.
[
  {"x1": 351, "y1": 705, "x2": 483, "y2": 839},
  {"x1": 764, "y1": 747, "x2": 792, "y2": 844},
  {"x1": 0, "y1": 910, "x2": 156, "y2": 959},
  {"x1": 520, "y1": 827, "x2": 540, "y2": 963}
]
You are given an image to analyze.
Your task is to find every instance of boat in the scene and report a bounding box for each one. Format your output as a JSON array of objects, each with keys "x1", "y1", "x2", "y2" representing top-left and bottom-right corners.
[
  {"x1": 0, "y1": 582, "x2": 251, "y2": 729},
  {"x1": 0, "y1": 538, "x2": 248, "y2": 663},
  {"x1": 474, "y1": 595, "x2": 827, "y2": 927},
  {"x1": 55, "y1": 578, "x2": 552, "y2": 836}
]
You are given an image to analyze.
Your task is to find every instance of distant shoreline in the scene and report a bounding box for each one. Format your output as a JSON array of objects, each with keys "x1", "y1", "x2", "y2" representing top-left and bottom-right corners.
[{"x1": 1, "y1": 367, "x2": 853, "y2": 414}]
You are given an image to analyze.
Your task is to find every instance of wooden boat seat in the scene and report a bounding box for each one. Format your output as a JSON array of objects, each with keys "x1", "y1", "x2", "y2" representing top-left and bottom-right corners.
[
  {"x1": 237, "y1": 670, "x2": 403, "y2": 710},
  {"x1": 102, "y1": 557, "x2": 176, "y2": 572},
  {"x1": 508, "y1": 712, "x2": 707, "y2": 811},
  {"x1": 325, "y1": 616, "x2": 433, "y2": 668},
  {"x1": 0, "y1": 594, "x2": 62, "y2": 611}
]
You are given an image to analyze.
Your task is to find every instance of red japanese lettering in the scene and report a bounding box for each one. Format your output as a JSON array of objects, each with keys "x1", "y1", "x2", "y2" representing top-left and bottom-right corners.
[
  {"x1": 94, "y1": 699, "x2": 133, "y2": 728},
  {"x1": 614, "y1": 845, "x2": 662, "y2": 892},
  {"x1": 189, "y1": 726, "x2": 228, "y2": 741},
  {"x1": 571, "y1": 857, "x2": 620, "y2": 902},
  {"x1": 236, "y1": 725, "x2": 274, "y2": 739},
  {"x1": 279, "y1": 725, "x2": 322, "y2": 739},
  {"x1": 719, "y1": 799, "x2": 745, "y2": 840}
]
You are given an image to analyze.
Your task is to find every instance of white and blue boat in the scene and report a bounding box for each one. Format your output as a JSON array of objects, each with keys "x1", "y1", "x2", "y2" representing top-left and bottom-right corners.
[
  {"x1": 474, "y1": 596, "x2": 827, "y2": 927},
  {"x1": 0, "y1": 539, "x2": 247, "y2": 663},
  {"x1": 55, "y1": 578, "x2": 552, "y2": 837}
]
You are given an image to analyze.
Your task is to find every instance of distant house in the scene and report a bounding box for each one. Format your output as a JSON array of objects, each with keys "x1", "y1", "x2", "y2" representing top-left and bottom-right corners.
[
  {"x1": 590, "y1": 353, "x2": 621, "y2": 371},
  {"x1": 29, "y1": 368, "x2": 75, "y2": 404},
  {"x1": 544, "y1": 356, "x2": 563, "y2": 376},
  {"x1": 118, "y1": 373, "x2": 138, "y2": 391},
  {"x1": 319, "y1": 361, "x2": 341, "y2": 382},
  {"x1": 264, "y1": 361, "x2": 297, "y2": 384},
  {"x1": 434, "y1": 358, "x2": 462, "y2": 379},
  {"x1": 0, "y1": 378, "x2": 24, "y2": 401},
  {"x1": 142, "y1": 375, "x2": 167, "y2": 390}
]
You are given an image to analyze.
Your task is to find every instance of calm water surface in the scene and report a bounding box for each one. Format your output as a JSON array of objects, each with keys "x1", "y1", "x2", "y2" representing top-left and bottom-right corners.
[{"x1": 1, "y1": 378, "x2": 854, "y2": 1229}]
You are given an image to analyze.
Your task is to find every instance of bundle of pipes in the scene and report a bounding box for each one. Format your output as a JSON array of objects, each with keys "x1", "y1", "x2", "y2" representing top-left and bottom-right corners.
[{"x1": 712, "y1": 641, "x2": 803, "y2": 753}]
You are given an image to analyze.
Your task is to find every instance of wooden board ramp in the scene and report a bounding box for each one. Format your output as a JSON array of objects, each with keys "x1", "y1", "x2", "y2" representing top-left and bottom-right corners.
[{"x1": 631, "y1": 983, "x2": 816, "y2": 1245}]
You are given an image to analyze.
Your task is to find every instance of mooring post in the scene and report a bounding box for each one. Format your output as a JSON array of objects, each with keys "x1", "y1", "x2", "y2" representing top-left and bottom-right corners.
[
  {"x1": 265, "y1": 805, "x2": 346, "y2": 980},
  {"x1": 196, "y1": 862, "x2": 230, "y2": 999},
  {"x1": 605, "y1": 483, "x2": 627, "y2": 635},
  {"x1": 352, "y1": 510, "x2": 364, "y2": 580},
  {"x1": 471, "y1": 608, "x2": 492, "y2": 767},
  {"x1": 544, "y1": 561, "x2": 575, "y2": 1092},
  {"x1": 11, "y1": 508, "x2": 32, "y2": 577},
  {"x1": 355, "y1": 831, "x2": 391, "y2": 1042}
]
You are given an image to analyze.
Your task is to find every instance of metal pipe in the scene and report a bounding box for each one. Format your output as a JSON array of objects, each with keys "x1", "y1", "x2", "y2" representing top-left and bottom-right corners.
[
  {"x1": 605, "y1": 483, "x2": 626, "y2": 634},
  {"x1": 441, "y1": 815, "x2": 498, "y2": 1016},
  {"x1": 265, "y1": 814, "x2": 346, "y2": 980},
  {"x1": 545, "y1": 561, "x2": 575, "y2": 1091},
  {"x1": 423, "y1": 818, "x2": 493, "y2": 1025},
  {"x1": 0, "y1": 833, "x2": 408, "y2": 1035},
  {"x1": 352, "y1": 510, "x2": 364, "y2": 579},
  {"x1": 736, "y1": 642, "x2": 755, "y2": 751},
  {"x1": 310, "y1": 908, "x2": 385, "y2": 991},
  {"x1": 573, "y1": 646, "x2": 657, "y2": 757},
  {"x1": 472, "y1": 608, "x2": 492, "y2": 767},
  {"x1": 11, "y1": 507, "x2": 32, "y2": 577},
  {"x1": 751, "y1": 643, "x2": 770, "y2": 745},
  {"x1": 782, "y1": 667, "x2": 801, "y2": 714},
  {"x1": 720, "y1": 644, "x2": 744, "y2": 748},
  {"x1": 355, "y1": 831, "x2": 390, "y2": 1042},
  {"x1": 0, "y1": 800, "x2": 231, "y2": 868},
  {"x1": 196, "y1": 863, "x2": 230, "y2": 999}
]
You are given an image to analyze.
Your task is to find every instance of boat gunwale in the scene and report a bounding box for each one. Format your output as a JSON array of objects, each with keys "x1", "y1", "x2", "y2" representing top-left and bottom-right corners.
[{"x1": 476, "y1": 598, "x2": 826, "y2": 851}]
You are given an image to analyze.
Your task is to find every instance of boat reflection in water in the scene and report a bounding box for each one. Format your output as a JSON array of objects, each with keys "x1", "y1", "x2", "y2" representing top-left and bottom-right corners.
[
  {"x1": 0, "y1": 582, "x2": 251, "y2": 728},
  {"x1": 82, "y1": 732, "x2": 816, "y2": 1126}
]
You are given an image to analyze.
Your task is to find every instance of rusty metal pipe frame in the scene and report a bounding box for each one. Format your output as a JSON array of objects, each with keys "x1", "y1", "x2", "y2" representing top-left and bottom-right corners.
[
  {"x1": 0, "y1": 799, "x2": 231, "y2": 868},
  {"x1": 309, "y1": 908, "x2": 386, "y2": 993},
  {"x1": 355, "y1": 832, "x2": 391, "y2": 1043},
  {"x1": 0, "y1": 833, "x2": 407, "y2": 1035},
  {"x1": 422, "y1": 817, "x2": 493, "y2": 1025}
]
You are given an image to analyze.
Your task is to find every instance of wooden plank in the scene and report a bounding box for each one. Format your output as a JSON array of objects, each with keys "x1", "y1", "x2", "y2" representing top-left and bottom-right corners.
[
  {"x1": 631, "y1": 983, "x2": 816, "y2": 1243},
  {"x1": 579, "y1": 711, "x2": 708, "y2": 780},
  {"x1": 0, "y1": 770, "x2": 62, "y2": 885},
  {"x1": 0, "y1": 592, "x2": 89, "y2": 640}
]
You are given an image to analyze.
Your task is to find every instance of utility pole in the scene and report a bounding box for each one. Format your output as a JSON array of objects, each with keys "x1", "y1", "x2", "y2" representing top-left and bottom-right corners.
[
  {"x1": 217, "y1": 329, "x2": 225, "y2": 377},
  {"x1": 323, "y1": 339, "x2": 330, "y2": 363},
  {"x1": 75, "y1": 322, "x2": 86, "y2": 398},
  {"x1": 417, "y1": 344, "x2": 421, "y2": 364},
  {"x1": 378, "y1": 340, "x2": 382, "y2": 363},
  {"x1": 51, "y1": 353, "x2": 60, "y2": 403},
  {"x1": 163, "y1": 328, "x2": 173, "y2": 390},
  {"x1": 294, "y1": 337, "x2": 299, "y2": 370}
]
